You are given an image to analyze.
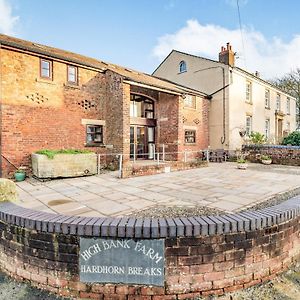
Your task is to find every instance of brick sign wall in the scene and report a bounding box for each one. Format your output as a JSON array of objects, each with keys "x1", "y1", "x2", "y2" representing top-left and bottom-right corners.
[{"x1": 0, "y1": 197, "x2": 299, "y2": 299}]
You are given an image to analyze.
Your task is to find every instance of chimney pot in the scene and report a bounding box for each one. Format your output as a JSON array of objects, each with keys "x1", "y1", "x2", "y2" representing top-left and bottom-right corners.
[{"x1": 219, "y1": 43, "x2": 235, "y2": 66}]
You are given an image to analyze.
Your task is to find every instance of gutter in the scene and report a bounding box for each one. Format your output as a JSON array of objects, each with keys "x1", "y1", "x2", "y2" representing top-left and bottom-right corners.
[
  {"x1": 123, "y1": 79, "x2": 196, "y2": 97},
  {"x1": 0, "y1": 42, "x2": 106, "y2": 73}
]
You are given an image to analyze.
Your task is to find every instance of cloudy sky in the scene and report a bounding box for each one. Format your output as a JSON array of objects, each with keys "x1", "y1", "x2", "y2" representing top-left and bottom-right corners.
[{"x1": 1, "y1": 0, "x2": 300, "y2": 79}]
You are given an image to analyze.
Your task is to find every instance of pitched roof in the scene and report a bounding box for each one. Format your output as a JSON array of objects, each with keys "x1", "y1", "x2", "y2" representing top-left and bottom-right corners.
[
  {"x1": 154, "y1": 49, "x2": 295, "y2": 98},
  {"x1": 0, "y1": 34, "x2": 207, "y2": 97}
]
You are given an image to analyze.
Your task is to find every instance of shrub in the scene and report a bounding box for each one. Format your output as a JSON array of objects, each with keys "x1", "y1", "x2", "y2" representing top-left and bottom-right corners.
[
  {"x1": 35, "y1": 149, "x2": 92, "y2": 159},
  {"x1": 249, "y1": 132, "x2": 266, "y2": 144},
  {"x1": 282, "y1": 131, "x2": 300, "y2": 146},
  {"x1": 261, "y1": 155, "x2": 271, "y2": 160}
]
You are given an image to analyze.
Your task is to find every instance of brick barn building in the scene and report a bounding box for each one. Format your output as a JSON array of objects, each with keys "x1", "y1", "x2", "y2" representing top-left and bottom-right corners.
[{"x1": 0, "y1": 34, "x2": 209, "y2": 177}]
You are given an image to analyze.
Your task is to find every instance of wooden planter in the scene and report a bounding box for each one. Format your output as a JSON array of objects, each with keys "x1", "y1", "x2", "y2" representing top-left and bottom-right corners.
[{"x1": 32, "y1": 153, "x2": 97, "y2": 178}]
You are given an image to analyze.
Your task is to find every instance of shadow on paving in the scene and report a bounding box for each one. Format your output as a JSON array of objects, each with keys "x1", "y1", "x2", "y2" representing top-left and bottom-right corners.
[{"x1": 0, "y1": 271, "x2": 69, "y2": 300}]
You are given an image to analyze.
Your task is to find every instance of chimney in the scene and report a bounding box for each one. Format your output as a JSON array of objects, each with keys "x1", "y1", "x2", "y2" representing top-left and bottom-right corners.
[
  {"x1": 255, "y1": 71, "x2": 260, "y2": 77},
  {"x1": 219, "y1": 42, "x2": 235, "y2": 66}
]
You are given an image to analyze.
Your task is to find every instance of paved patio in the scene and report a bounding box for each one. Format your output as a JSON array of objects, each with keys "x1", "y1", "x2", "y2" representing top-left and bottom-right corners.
[{"x1": 16, "y1": 163, "x2": 300, "y2": 217}]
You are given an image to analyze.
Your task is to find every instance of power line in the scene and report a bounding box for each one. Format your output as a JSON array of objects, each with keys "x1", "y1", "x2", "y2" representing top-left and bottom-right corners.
[{"x1": 237, "y1": 0, "x2": 247, "y2": 68}]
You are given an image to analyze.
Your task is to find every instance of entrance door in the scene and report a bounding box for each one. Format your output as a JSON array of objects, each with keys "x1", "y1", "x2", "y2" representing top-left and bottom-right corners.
[{"x1": 130, "y1": 126, "x2": 155, "y2": 160}]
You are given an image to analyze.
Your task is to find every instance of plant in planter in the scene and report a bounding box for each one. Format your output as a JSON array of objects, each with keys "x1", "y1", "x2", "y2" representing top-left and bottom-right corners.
[
  {"x1": 237, "y1": 157, "x2": 248, "y2": 169},
  {"x1": 249, "y1": 131, "x2": 266, "y2": 145},
  {"x1": 32, "y1": 149, "x2": 97, "y2": 178},
  {"x1": 261, "y1": 154, "x2": 272, "y2": 165},
  {"x1": 14, "y1": 167, "x2": 27, "y2": 182}
]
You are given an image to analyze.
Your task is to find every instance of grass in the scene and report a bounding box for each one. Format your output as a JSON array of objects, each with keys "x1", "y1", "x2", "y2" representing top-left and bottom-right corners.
[{"x1": 35, "y1": 149, "x2": 93, "y2": 159}]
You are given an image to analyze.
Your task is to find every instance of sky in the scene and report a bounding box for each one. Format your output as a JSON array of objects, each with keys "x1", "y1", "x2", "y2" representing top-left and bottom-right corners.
[{"x1": 1, "y1": 0, "x2": 300, "y2": 80}]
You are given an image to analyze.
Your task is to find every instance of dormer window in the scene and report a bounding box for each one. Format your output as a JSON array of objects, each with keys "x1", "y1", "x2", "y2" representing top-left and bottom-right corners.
[{"x1": 179, "y1": 61, "x2": 187, "y2": 73}]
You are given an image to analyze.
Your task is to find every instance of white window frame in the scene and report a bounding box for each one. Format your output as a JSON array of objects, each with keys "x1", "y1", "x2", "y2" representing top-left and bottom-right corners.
[
  {"x1": 246, "y1": 115, "x2": 252, "y2": 136},
  {"x1": 286, "y1": 97, "x2": 290, "y2": 114},
  {"x1": 184, "y1": 130, "x2": 196, "y2": 144},
  {"x1": 179, "y1": 61, "x2": 187, "y2": 73},
  {"x1": 184, "y1": 95, "x2": 196, "y2": 109},
  {"x1": 246, "y1": 81, "x2": 252, "y2": 103},
  {"x1": 265, "y1": 119, "x2": 270, "y2": 139},
  {"x1": 265, "y1": 89, "x2": 270, "y2": 108},
  {"x1": 276, "y1": 93, "x2": 281, "y2": 111}
]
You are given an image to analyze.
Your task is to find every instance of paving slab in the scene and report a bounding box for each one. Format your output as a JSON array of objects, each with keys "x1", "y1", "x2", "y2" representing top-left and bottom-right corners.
[{"x1": 16, "y1": 162, "x2": 300, "y2": 217}]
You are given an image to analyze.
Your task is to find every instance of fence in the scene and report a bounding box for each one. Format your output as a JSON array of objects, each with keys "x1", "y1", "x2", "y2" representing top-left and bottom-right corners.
[{"x1": 96, "y1": 146, "x2": 212, "y2": 178}]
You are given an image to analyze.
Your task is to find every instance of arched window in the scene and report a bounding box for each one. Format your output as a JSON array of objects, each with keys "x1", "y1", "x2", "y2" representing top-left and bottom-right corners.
[
  {"x1": 179, "y1": 60, "x2": 187, "y2": 73},
  {"x1": 130, "y1": 94, "x2": 154, "y2": 118}
]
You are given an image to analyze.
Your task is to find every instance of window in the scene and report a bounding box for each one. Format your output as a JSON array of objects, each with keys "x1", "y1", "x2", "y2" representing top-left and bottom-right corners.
[
  {"x1": 86, "y1": 125, "x2": 103, "y2": 145},
  {"x1": 265, "y1": 89, "x2": 270, "y2": 108},
  {"x1": 276, "y1": 93, "x2": 281, "y2": 111},
  {"x1": 130, "y1": 94, "x2": 154, "y2": 118},
  {"x1": 184, "y1": 95, "x2": 196, "y2": 109},
  {"x1": 185, "y1": 130, "x2": 196, "y2": 143},
  {"x1": 265, "y1": 119, "x2": 270, "y2": 139},
  {"x1": 40, "y1": 59, "x2": 52, "y2": 79},
  {"x1": 67, "y1": 65, "x2": 78, "y2": 84},
  {"x1": 286, "y1": 97, "x2": 290, "y2": 114},
  {"x1": 286, "y1": 121, "x2": 290, "y2": 132},
  {"x1": 246, "y1": 116, "x2": 252, "y2": 136},
  {"x1": 179, "y1": 61, "x2": 187, "y2": 73},
  {"x1": 246, "y1": 81, "x2": 252, "y2": 103}
]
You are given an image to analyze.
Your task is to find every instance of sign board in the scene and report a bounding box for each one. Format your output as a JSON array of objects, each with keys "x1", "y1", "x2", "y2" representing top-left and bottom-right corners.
[{"x1": 79, "y1": 238, "x2": 165, "y2": 286}]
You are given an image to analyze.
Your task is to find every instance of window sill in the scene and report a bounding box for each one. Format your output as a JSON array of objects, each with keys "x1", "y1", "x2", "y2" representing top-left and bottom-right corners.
[
  {"x1": 184, "y1": 143, "x2": 196, "y2": 145},
  {"x1": 245, "y1": 101, "x2": 253, "y2": 105},
  {"x1": 183, "y1": 106, "x2": 197, "y2": 110},
  {"x1": 85, "y1": 143, "x2": 105, "y2": 148},
  {"x1": 265, "y1": 107, "x2": 271, "y2": 110},
  {"x1": 178, "y1": 70, "x2": 187, "y2": 74},
  {"x1": 36, "y1": 78, "x2": 55, "y2": 85},
  {"x1": 64, "y1": 83, "x2": 80, "y2": 89}
]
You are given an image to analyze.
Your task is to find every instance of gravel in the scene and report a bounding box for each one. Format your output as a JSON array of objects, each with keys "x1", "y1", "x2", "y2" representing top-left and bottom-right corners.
[
  {"x1": 127, "y1": 205, "x2": 225, "y2": 218},
  {"x1": 205, "y1": 262, "x2": 300, "y2": 300},
  {"x1": 243, "y1": 187, "x2": 300, "y2": 212},
  {"x1": 127, "y1": 185, "x2": 300, "y2": 218},
  {"x1": 0, "y1": 272, "x2": 69, "y2": 300}
]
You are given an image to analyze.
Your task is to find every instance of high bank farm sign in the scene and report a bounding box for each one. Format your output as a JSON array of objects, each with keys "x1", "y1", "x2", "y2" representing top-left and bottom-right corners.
[{"x1": 79, "y1": 238, "x2": 165, "y2": 286}]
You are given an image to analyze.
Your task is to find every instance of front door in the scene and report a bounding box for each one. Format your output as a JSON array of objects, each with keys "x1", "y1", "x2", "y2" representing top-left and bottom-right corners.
[{"x1": 130, "y1": 126, "x2": 155, "y2": 160}]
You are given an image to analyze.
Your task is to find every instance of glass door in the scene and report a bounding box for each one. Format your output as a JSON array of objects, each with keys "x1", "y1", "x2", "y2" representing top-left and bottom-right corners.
[
  {"x1": 136, "y1": 126, "x2": 146, "y2": 159},
  {"x1": 130, "y1": 126, "x2": 135, "y2": 159},
  {"x1": 130, "y1": 126, "x2": 155, "y2": 160},
  {"x1": 147, "y1": 127, "x2": 155, "y2": 159}
]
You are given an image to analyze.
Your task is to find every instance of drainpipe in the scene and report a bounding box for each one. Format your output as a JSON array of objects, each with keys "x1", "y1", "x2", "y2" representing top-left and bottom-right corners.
[{"x1": 0, "y1": 42, "x2": 2, "y2": 177}]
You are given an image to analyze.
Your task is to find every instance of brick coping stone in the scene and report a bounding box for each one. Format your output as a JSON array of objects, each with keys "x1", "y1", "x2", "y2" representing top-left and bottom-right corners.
[
  {"x1": 244, "y1": 144, "x2": 300, "y2": 150},
  {"x1": 0, "y1": 195, "x2": 299, "y2": 238}
]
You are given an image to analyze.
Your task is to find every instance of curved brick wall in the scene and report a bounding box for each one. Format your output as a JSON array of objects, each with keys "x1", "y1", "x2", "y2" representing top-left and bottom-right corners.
[{"x1": 0, "y1": 196, "x2": 299, "y2": 299}]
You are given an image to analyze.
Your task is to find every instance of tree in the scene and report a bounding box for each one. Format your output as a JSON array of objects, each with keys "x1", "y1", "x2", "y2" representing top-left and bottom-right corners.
[{"x1": 270, "y1": 68, "x2": 300, "y2": 129}]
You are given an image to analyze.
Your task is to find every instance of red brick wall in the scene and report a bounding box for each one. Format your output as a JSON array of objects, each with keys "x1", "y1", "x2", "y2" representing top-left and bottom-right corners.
[
  {"x1": 179, "y1": 97, "x2": 209, "y2": 154},
  {"x1": 0, "y1": 48, "x2": 109, "y2": 176},
  {"x1": 0, "y1": 46, "x2": 210, "y2": 177},
  {"x1": 157, "y1": 93, "x2": 181, "y2": 158},
  {"x1": 0, "y1": 212, "x2": 299, "y2": 299}
]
